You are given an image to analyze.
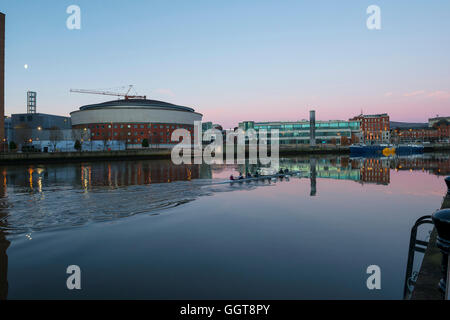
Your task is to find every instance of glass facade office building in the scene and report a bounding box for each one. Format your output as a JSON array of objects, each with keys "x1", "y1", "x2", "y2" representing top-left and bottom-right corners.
[{"x1": 239, "y1": 120, "x2": 361, "y2": 145}]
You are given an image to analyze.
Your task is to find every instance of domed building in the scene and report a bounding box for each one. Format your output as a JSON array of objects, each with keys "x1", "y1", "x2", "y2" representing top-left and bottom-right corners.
[{"x1": 70, "y1": 99, "x2": 203, "y2": 148}]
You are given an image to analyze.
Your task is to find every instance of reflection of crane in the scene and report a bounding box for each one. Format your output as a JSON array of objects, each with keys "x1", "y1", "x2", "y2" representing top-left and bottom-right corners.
[{"x1": 70, "y1": 85, "x2": 146, "y2": 100}]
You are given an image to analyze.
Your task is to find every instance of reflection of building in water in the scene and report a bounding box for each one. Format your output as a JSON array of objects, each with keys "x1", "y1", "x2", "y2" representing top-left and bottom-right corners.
[
  {"x1": 278, "y1": 156, "x2": 361, "y2": 181},
  {"x1": 238, "y1": 155, "x2": 396, "y2": 195},
  {"x1": 357, "y1": 158, "x2": 390, "y2": 185},
  {"x1": 0, "y1": 169, "x2": 9, "y2": 300},
  {"x1": 309, "y1": 158, "x2": 317, "y2": 196},
  {"x1": 222, "y1": 155, "x2": 447, "y2": 188},
  {"x1": 0, "y1": 161, "x2": 203, "y2": 192},
  {"x1": 80, "y1": 161, "x2": 201, "y2": 187},
  {"x1": 394, "y1": 154, "x2": 450, "y2": 176},
  {"x1": 5, "y1": 165, "x2": 77, "y2": 191}
]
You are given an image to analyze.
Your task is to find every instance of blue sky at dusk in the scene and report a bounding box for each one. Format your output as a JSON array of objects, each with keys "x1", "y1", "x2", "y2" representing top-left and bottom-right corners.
[{"x1": 1, "y1": 0, "x2": 450, "y2": 128}]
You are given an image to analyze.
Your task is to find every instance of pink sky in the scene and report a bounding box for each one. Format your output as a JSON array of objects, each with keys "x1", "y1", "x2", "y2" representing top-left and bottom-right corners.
[{"x1": 200, "y1": 89, "x2": 450, "y2": 129}]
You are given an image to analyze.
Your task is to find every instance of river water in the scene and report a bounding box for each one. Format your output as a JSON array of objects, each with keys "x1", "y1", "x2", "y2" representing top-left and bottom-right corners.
[{"x1": 0, "y1": 153, "x2": 449, "y2": 299}]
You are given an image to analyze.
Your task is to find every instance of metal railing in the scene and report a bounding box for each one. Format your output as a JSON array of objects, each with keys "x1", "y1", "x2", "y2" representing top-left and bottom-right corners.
[
  {"x1": 406, "y1": 176, "x2": 450, "y2": 300},
  {"x1": 404, "y1": 215, "x2": 433, "y2": 299}
]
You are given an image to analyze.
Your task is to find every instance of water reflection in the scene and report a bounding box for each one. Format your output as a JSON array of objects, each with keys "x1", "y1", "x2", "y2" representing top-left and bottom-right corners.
[
  {"x1": 0, "y1": 170, "x2": 9, "y2": 300},
  {"x1": 0, "y1": 153, "x2": 449, "y2": 300},
  {"x1": 239, "y1": 153, "x2": 449, "y2": 192},
  {"x1": 2, "y1": 154, "x2": 449, "y2": 194},
  {"x1": 0, "y1": 154, "x2": 448, "y2": 234}
]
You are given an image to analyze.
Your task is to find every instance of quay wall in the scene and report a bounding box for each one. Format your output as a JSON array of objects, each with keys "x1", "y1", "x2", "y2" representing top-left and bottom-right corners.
[
  {"x1": 0, "y1": 145, "x2": 350, "y2": 164},
  {"x1": 0, "y1": 144, "x2": 449, "y2": 165}
]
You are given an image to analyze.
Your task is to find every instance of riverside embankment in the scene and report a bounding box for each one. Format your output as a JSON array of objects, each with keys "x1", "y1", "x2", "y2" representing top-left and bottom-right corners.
[
  {"x1": 0, "y1": 145, "x2": 350, "y2": 164},
  {"x1": 0, "y1": 143, "x2": 449, "y2": 164}
]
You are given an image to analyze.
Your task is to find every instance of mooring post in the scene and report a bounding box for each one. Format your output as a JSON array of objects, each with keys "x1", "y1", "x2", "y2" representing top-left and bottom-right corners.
[{"x1": 432, "y1": 178, "x2": 450, "y2": 295}]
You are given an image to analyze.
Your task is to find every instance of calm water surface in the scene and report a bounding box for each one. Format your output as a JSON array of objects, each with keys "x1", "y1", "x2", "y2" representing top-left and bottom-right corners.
[{"x1": 0, "y1": 153, "x2": 449, "y2": 299}]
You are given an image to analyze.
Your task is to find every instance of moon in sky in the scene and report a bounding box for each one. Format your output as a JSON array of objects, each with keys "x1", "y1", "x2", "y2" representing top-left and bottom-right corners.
[{"x1": 24, "y1": 64, "x2": 29, "y2": 69}]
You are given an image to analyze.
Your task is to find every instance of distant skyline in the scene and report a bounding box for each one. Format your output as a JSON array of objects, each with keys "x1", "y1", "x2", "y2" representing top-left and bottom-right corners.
[{"x1": 1, "y1": 0, "x2": 450, "y2": 128}]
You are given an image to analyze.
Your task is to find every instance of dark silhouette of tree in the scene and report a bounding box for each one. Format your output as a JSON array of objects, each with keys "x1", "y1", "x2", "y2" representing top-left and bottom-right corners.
[
  {"x1": 49, "y1": 126, "x2": 63, "y2": 152},
  {"x1": 8, "y1": 141, "x2": 17, "y2": 151},
  {"x1": 74, "y1": 140, "x2": 82, "y2": 152}
]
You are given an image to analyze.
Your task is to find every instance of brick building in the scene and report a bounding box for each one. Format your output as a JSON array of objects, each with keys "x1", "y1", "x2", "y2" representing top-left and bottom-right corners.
[
  {"x1": 391, "y1": 119, "x2": 449, "y2": 143},
  {"x1": 350, "y1": 113, "x2": 390, "y2": 143},
  {"x1": 70, "y1": 99, "x2": 202, "y2": 148}
]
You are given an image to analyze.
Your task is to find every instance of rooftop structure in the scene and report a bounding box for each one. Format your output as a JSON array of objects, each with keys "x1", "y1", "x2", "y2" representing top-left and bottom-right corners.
[{"x1": 27, "y1": 91, "x2": 37, "y2": 114}]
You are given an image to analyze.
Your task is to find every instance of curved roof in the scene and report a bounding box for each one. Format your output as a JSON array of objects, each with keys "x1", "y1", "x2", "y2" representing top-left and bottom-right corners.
[{"x1": 79, "y1": 99, "x2": 196, "y2": 113}]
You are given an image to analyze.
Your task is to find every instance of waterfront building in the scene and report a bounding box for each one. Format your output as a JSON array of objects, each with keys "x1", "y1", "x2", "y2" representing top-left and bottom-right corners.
[
  {"x1": 71, "y1": 99, "x2": 203, "y2": 148},
  {"x1": 391, "y1": 119, "x2": 449, "y2": 143},
  {"x1": 202, "y1": 122, "x2": 213, "y2": 132},
  {"x1": 4, "y1": 116, "x2": 12, "y2": 145},
  {"x1": 238, "y1": 119, "x2": 362, "y2": 145},
  {"x1": 202, "y1": 122, "x2": 225, "y2": 144},
  {"x1": 10, "y1": 113, "x2": 72, "y2": 151},
  {"x1": 429, "y1": 116, "x2": 450, "y2": 128},
  {"x1": 202, "y1": 122, "x2": 222, "y2": 132},
  {"x1": 350, "y1": 113, "x2": 390, "y2": 143}
]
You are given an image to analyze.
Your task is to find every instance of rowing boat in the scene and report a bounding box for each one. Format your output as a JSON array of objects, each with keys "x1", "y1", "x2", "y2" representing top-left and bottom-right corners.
[{"x1": 211, "y1": 171, "x2": 304, "y2": 185}]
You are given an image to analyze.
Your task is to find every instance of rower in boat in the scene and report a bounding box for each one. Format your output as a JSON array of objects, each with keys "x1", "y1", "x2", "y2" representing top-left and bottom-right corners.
[
  {"x1": 238, "y1": 172, "x2": 244, "y2": 180},
  {"x1": 246, "y1": 172, "x2": 252, "y2": 178},
  {"x1": 229, "y1": 175, "x2": 235, "y2": 181},
  {"x1": 278, "y1": 168, "x2": 285, "y2": 174}
]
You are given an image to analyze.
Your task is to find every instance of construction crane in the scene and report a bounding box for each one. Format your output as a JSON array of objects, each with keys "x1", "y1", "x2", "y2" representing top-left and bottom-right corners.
[{"x1": 70, "y1": 85, "x2": 147, "y2": 100}]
